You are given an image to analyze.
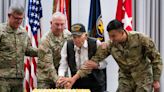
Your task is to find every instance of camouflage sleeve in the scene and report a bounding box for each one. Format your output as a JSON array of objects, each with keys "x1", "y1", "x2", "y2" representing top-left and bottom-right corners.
[
  {"x1": 0, "y1": 30, "x2": 1, "y2": 41},
  {"x1": 140, "y1": 34, "x2": 163, "y2": 81},
  {"x1": 25, "y1": 37, "x2": 38, "y2": 57},
  {"x1": 38, "y1": 40, "x2": 58, "y2": 82},
  {"x1": 77, "y1": 42, "x2": 111, "y2": 78},
  {"x1": 0, "y1": 25, "x2": 3, "y2": 41}
]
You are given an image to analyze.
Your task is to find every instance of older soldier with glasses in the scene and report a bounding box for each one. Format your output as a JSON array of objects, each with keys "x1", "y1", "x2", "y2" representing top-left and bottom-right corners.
[{"x1": 0, "y1": 4, "x2": 38, "y2": 92}]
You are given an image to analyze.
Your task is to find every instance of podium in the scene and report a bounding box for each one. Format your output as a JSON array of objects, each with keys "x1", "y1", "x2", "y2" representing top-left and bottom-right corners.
[{"x1": 32, "y1": 89, "x2": 91, "y2": 92}]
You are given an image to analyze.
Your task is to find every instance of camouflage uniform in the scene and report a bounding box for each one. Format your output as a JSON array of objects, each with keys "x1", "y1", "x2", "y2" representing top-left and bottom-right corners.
[
  {"x1": 37, "y1": 30, "x2": 72, "y2": 88},
  {"x1": 77, "y1": 31, "x2": 162, "y2": 92},
  {"x1": 0, "y1": 23, "x2": 38, "y2": 92}
]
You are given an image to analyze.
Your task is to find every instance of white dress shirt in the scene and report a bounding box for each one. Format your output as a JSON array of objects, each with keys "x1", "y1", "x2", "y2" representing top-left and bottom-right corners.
[{"x1": 58, "y1": 39, "x2": 107, "y2": 77}]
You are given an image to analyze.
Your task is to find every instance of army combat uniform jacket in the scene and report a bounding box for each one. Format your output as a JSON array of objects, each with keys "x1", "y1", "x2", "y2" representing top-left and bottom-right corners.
[
  {"x1": 0, "y1": 23, "x2": 37, "y2": 79},
  {"x1": 77, "y1": 31, "x2": 162, "y2": 87},
  {"x1": 38, "y1": 30, "x2": 72, "y2": 83}
]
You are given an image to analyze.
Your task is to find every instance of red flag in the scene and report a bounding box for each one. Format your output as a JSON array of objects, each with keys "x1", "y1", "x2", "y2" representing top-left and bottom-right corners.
[
  {"x1": 116, "y1": 0, "x2": 132, "y2": 31},
  {"x1": 53, "y1": 0, "x2": 71, "y2": 30},
  {"x1": 24, "y1": 0, "x2": 42, "y2": 92}
]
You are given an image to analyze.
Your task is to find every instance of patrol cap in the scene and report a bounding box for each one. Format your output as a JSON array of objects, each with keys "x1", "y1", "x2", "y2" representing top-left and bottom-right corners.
[{"x1": 71, "y1": 23, "x2": 86, "y2": 36}]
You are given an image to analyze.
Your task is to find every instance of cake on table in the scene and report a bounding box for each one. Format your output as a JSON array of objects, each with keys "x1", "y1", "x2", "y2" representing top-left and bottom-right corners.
[{"x1": 32, "y1": 89, "x2": 91, "y2": 92}]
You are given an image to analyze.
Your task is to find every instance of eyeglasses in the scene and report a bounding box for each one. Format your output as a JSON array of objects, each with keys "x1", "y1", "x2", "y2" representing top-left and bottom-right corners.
[{"x1": 9, "y1": 14, "x2": 24, "y2": 20}]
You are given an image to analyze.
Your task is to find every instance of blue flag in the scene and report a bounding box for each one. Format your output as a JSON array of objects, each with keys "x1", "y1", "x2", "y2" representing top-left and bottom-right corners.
[{"x1": 88, "y1": 0, "x2": 104, "y2": 41}]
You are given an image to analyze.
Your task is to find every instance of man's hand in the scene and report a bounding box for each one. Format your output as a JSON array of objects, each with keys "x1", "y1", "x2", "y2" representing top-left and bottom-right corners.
[
  {"x1": 153, "y1": 81, "x2": 160, "y2": 92},
  {"x1": 56, "y1": 76, "x2": 68, "y2": 88},
  {"x1": 82, "y1": 60, "x2": 99, "y2": 69},
  {"x1": 64, "y1": 74, "x2": 80, "y2": 88},
  {"x1": 64, "y1": 77, "x2": 76, "y2": 89},
  {"x1": 56, "y1": 77, "x2": 76, "y2": 89}
]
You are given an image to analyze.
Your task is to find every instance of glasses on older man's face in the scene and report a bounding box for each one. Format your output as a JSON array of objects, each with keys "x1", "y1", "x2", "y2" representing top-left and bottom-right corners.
[{"x1": 9, "y1": 14, "x2": 24, "y2": 20}]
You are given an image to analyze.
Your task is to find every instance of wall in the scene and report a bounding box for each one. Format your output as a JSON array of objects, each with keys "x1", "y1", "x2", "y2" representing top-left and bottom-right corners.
[
  {"x1": 0, "y1": 0, "x2": 2, "y2": 23},
  {"x1": 41, "y1": 0, "x2": 53, "y2": 34}
]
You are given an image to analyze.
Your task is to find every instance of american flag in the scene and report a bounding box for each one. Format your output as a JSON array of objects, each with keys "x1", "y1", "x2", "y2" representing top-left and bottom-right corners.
[
  {"x1": 54, "y1": 0, "x2": 71, "y2": 30},
  {"x1": 24, "y1": 0, "x2": 42, "y2": 92},
  {"x1": 56, "y1": 0, "x2": 68, "y2": 28}
]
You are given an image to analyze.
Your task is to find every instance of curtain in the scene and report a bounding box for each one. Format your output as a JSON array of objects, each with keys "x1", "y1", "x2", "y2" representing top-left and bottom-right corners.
[
  {"x1": 133, "y1": 0, "x2": 164, "y2": 91},
  {"x1": 160, "y1": 0, "x2": 164, "y2": 91},
  {"x1": 0, "y1": 0, "x2": 10, "y2": 23},
  {"x1": 0, "y1": 0, "x2": 26, "y2": 23},
  {"x1": 133, "y1": 0, "x2": 160, "y2": 49}
]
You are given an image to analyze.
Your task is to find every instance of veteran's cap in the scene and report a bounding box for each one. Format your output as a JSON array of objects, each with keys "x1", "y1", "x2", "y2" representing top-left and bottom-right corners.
[{"x1": 71, "y1": 23, "x2": 86, "y2": 35}]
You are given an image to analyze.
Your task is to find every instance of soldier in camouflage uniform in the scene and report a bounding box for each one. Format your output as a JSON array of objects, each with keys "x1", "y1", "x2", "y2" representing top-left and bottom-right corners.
[
  {"x1": 0, "y1": 4, "x2": 38, "y2": 92},
  {"x1": 64, "y1": 19, "x2": 163, "y2": 92},
  {"x1": 37, "y1": 12, "x2": 72, "y2": 89}
]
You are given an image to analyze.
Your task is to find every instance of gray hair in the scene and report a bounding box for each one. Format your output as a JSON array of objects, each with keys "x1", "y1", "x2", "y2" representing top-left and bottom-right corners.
[
  {"x1": 8, "y1": 3, "x2": 24, "y2": 14},
  {"x1": 52, "y1": 12, "x2": 66, "y2": 21}
]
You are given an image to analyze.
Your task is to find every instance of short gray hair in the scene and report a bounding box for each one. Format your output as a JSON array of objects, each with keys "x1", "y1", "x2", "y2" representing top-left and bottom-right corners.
[
  {"x1": 8, "y1": 3, "x2": 24, "y2": 14},
  {"x1": 52, "y1": 12, "x2": 66, "y2": 21}
]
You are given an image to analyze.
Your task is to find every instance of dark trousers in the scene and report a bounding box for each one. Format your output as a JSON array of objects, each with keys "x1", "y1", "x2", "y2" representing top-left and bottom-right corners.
[
  {"x1": 102, "y1": 68, "x2": 107, "y2": 90},
  {"x1": 72, "y1": 77, "x2": 105, "y2": 92}
]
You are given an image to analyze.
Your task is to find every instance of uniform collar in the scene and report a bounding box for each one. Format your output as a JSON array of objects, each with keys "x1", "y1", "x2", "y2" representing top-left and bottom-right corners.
[
  {"x1": 6, "y1": 23, "x2": 22, "y2": 33},
  {"x1": 50, "y1": 31, "x2": 64, "y2": 42},
  {"x1": 63, "y1": 29, "x2": 72, "y2": 39},
  {"x1": 6, "y1": 23, "x2": 16, "y2": 33},
  {"x1": 118, "y1": 30, "x2": 134, "y2": 48},
  {"x1": 50, "y1": 29, "x2": 71, "y2": 41},
  {"x1": 112, "y1": 30, "x2": 131, "y2": 46},
  {"x1": 126, "y1": 30, "x2": 135, "y2": 43}
]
